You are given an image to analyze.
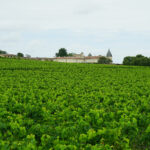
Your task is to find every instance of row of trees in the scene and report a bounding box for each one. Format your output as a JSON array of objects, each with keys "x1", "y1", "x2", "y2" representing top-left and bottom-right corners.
[
  {"x1": 0, "y1": 50, "x2": 7, "y2": 54},
  {"x1": 55, "y1": 48, "x2": 92, "y2": 57},
  {"x1": 0, "y1": 50, "x2": 31, "y2": 58},
  {"x1": 123, "y1": 54, "x2": 150, "y2": 66}
]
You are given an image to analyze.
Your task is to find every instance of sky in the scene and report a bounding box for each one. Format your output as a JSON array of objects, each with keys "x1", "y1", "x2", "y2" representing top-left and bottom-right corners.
[{"x1": 0, "y1": 0, "x2": 150, "y2": 63}]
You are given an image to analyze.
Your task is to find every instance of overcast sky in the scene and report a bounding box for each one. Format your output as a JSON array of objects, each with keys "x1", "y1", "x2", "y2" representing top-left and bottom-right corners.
[{"x1": 0, "y1": 0, "x2": 150, "y2": 63}]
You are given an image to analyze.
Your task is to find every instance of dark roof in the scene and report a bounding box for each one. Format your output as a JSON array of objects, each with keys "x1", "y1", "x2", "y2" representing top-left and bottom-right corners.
[{"x1": 106, "y1": 49, "x2": 112, "y2": 57}]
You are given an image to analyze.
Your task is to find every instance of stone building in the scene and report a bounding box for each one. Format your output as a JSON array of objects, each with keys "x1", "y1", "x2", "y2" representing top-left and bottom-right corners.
[
  {"x1": 0, "y1": 54, "x2": 17, "y2": 58},
  {"x1": 53, "y1": 56, "x2": 100, "y2": 63},
  {"x1": 53, "y1": 50, "x2": 112, "y2": 63},
  {"x1": 72, "y1": 52, "x2": 84, "y2": 58}
]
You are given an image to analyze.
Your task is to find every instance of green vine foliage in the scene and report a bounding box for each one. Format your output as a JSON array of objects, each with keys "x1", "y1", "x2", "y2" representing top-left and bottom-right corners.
[{"x1": 0, "y1": 58, "x2": 150, "y2": 149}]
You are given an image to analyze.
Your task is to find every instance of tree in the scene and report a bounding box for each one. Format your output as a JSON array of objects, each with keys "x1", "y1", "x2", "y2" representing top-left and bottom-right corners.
[
  {"x1": 56, "y1": 48, "x2": 68, "y2": 57},
  {"x1": 123, "y1": 54, "x2": 150, "y2": 66},
  {"x1": 123, "y1": 56, "x2": 135, "y2": 65},
  {"x1": 0, "y1": 50, "x2": 7, "y2": 54},
  {"x1": 136, "y1": 54, "x2": 144, "y2": 58},
  {"x1": 17, "y1": 53, "x2": 24, "y2": 57},
  {"x1": 98, "y1": 56, "x2": 112, "y2": 64},
  {"x1": 88, "y1": 53, "x2": 92, "y2": 56}
]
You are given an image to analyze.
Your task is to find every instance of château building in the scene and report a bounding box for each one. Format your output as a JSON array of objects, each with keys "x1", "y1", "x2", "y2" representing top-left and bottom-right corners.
[{"x1": 53, "y1": 50, "x2": 112, "y2": 63}]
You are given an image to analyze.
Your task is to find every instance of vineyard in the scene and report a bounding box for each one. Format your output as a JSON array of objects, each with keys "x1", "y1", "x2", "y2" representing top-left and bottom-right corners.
[{"x1": 0, "y1": 58, "x2": 150, "y2": 150}]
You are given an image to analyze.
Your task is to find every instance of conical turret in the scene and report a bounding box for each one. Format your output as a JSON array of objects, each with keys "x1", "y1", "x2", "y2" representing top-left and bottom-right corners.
[{"x1": 106, "y1": 49, "x2": 112, "y2": 57}]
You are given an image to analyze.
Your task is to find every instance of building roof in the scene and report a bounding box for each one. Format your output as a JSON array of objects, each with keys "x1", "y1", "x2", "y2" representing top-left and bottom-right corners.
[
  {"x1": 0, "y1": 54, "x2": 16, "y2": 56},
  {"x1": 54, "y1": 56, "x2": 101, "y2": 59},
  {"x1": 29, "y1": 57, "x2": 53, "y2": 60},
  {"x1": 106, "y1": 49, "x2": 112, "y2": 57}
]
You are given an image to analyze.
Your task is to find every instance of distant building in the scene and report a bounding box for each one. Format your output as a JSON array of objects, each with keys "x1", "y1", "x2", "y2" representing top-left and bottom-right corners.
[
  {"x1": 106, "y1": 49, "x2": 112, "y2": 61},
  {"x1": 72, "y1": 52, "x2": 84, "y2": 58},
  {"x1": 28, "y1": 57, "x2": 53, "y2": 61},
  {"x1": 0, "y1": 54, "x2": 17, "y2": 58},
  {"x1": 0, "y1": 50, "x2": 113, "y2": 63},
  {"x1": 53, "y1": 56, "x2": 100, "y2": 63},
  {"x1": 53, "y1": 50, "x2": 112, "y2": 63}
]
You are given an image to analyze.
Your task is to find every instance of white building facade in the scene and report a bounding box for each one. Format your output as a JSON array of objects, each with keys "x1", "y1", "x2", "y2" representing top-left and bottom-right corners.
[{"x1": 53, "y1": 56, "x2": 110, "y2": 63}]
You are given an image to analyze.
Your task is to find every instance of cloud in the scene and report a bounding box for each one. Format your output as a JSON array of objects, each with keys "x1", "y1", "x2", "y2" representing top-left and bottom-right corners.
[
  {"x1": 0, "y1": 0, "x2": 150, "y2": 63},
  {"x1": 0, "y1": 0, "x2": 150, "y2": 31}
]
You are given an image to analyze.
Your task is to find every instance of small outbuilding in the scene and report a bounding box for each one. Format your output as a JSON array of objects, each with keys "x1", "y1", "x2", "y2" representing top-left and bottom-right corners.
[{"x1": 0, "y1": 54, "x2": 17, "y2": 58}]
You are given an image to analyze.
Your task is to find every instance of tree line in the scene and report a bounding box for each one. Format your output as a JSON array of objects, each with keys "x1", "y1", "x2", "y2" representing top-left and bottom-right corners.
[
  {"x1": 123, "y1": 54, "x2": 150, "y2": 66},
  {"x1": 0, "y1": 50, "x2": 30, "y2": 58},
  {"x1": 3, "y1": 48, "x2": 150, "y2": 66},
  {"x1": 0, "y1": 50, "x2": 7, "y2": 54},
  {"x1": 56, "y1": 48, "x2": 92, "y2": 57}
]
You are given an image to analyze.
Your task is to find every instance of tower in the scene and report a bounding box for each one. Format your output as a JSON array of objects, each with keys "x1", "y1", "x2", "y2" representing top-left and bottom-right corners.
[
  {"x1": 106, "y1": 49, "x2": 112, "y2": 61},
  {"x1": 106, "y1": 49, "x2": 112, "y2": 57}
]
